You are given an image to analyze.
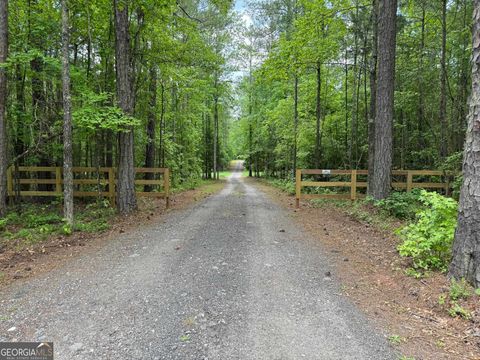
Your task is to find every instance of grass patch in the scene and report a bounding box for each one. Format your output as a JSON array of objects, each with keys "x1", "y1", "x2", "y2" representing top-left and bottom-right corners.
[{"x1": 198, "y1": 180, "x2": 225, "y2": 195}]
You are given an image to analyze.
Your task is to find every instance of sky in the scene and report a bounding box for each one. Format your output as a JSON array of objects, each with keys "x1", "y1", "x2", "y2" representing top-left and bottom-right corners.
[{"x1": 234, "y1": 0, "x2": 247, "y2": 11}]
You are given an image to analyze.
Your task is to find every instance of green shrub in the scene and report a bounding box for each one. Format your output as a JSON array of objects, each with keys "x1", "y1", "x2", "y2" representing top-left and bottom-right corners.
[
  {"x1": 374, "y1": 189, "x2": 423, "y2": 220},
  {"x1": 397, "y1": 190, "x2": 457, "y2": 272},
  {"x1": 448, "y1": 302, "x2": 471, "y2": 319},
  {"x1": 25, "y1": 213, "x2": 63, "y2": 228},
  {"x1": 449, "y1": 278, "x2": 471, "y2": 301},
  {"x1": 0, "y1": 218, "x2": 7, "y2": 231},
  {"x1": 267, "y1": 178, "x2": 296, "y2": 195},
  {"x1": 74, "y1": 219, "x2": 110, "y2": 233}
]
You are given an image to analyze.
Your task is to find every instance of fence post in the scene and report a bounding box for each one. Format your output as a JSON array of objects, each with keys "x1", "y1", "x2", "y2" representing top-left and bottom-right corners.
[
  {"x1": 295, "y1": 169, "x2": 301, "y2": 208},
  {"x1": 108, "y1": 168, "x2": 115, "y2": 207},
  {"x1": 350, "y1": 169, "x2": 357, "y2": 200},
  {"x1": 444, "y1": 171, "x2": 450, "y2": 196},
  {"x1": 7, "y1": 166, "x2": 13, "y2": 203},
  {"x1": 164, "y1": 168, "x2": 170, "y2": 208},
  {"x1": 55, "y1": 167, "x2": 62, "y2": 195},
  {"x1": 406, "y1": 171, "x2": 413, "y2": 192}
]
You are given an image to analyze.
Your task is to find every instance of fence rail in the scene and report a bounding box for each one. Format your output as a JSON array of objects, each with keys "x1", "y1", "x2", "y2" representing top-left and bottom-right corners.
[
  {"x1": 295, "y1": 169, "x2": 451, "y2": 208},
  {"x1": 7, "y1": 166, "x2": 170, "y2": 208}
]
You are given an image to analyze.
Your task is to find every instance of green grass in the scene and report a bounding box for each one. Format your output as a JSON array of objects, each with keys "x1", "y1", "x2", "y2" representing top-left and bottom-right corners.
[{"x1": 218, "y1": 171, "x2": 231, "y2": 179}]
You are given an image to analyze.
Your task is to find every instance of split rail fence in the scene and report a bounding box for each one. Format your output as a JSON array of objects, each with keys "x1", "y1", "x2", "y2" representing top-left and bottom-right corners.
[
  {"x1": 295, "y1": 169, "x2": 451, "y2": 208},
  {"x1": 6, "y1": 166, "x2": 170, "y2": 207}
]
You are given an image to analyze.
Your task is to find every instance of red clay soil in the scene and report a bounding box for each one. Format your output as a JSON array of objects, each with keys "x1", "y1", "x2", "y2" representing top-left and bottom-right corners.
[
  {"x1": 0, "y1": 180, "x2": 225, "y2": 288},
  {"x1": 252, "y1": 179, "x2": 480, "y2": 360}
]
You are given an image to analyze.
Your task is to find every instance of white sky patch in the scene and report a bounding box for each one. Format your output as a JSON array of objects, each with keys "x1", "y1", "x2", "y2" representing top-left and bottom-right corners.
[{"x1": 241, "y1": 13, "x2": 253, "y2": 27}]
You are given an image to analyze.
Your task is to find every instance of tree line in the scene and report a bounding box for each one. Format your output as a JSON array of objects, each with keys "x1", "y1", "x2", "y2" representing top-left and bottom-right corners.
[
  {"x1": 233, "y1": 0, "x2": 480, "y2": 286},
  {"x1": 0, "y1": 0, "x2": 236, "y2": 219},
  {"x1": 234, "y1": 0, "x2": 471, "y2": 181}
]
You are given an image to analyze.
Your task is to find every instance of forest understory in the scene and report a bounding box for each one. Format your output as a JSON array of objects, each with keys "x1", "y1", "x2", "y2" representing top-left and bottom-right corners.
[{"x1": 251, "y1": 178, "x2": 480, "y2": 360}]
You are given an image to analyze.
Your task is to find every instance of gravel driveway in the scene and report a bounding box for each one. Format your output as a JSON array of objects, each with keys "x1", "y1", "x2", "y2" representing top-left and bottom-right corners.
[{"x1": 0, "y1": 173, "x2": 395, "y2": 359}]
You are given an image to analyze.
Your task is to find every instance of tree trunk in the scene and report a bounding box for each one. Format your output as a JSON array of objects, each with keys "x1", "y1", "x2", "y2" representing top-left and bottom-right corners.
[
  {"x1": 144, "y1": 64, "x2": 156, "y2": 192},
  {"x1": 372, "y1": 0, "x2": 397, "y2": 200},
  {"x1": 114, "y1": 0, "x2": 137, "y2": 214},
  {"x1": 315, "y1": 62, "x2": 322, "y2": 169},
  {"x1": 61, "y1": 0, "x2": 73, "y2": 225},
  {"x1": 367, "y1": 0, "x2": 378, "y2": 195},
  {"x1": 248, "y1": 123, "x2": 253, "y2": 177},
  {"x1": 293, "y1": 75, "x2": 298, "y2": 177},
  {"x1": 344, "y1": 47, "x2": 349, "y2": 164},
  {"x1": 449, "y1": 0, "x2": 480, "y2": 287},
  {"x1": 159, "y1": 81, "x2": 165, "y2": 168},
  {"x1": 0, "y1": 0, "x2": 7, "y2": 216},
  {"x1": 456, "y1": 0, "x2": 469, "y2": 152},
  {"x1": 350, "y1": 2, "x2": 360, "y2": 168},
  {"x1": 417, "y1": 4, "x2": 426, "y2": 163},
  {"x1": 213, "y1": 93, "x2": 218, "y2": 180},
  {"x1": 248, "y1": 57, "x2": 253, "y2": 177},
  {"x1": 440, "y1": 0, "x2": 448, "y2": 159}
]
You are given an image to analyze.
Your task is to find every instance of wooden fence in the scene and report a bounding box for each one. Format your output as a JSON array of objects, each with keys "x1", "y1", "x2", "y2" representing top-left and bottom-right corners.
[
  {"x1": 295, "y1": 169, "x2": 451, "y2": 208},
  {"x1": 6, "y1": 166, "x2": 170, "y2": 208}
]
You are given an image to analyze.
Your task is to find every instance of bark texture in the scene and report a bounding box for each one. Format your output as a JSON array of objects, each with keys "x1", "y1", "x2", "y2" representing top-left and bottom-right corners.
[
  {"x1": 440, "y1": 0, "x2": 448, "y2": 159},
  {"x1": 114, "y1": 0, "x2": 137, "y2": 214},
  {"x1": 372, "y1": 0, "x2": 397, "y2": 200},
  {"x1": 315, "y1": 62, "x2": 322, "y2": 169},
  {"x1": 367, "y1": 0, "x2": 378, "y2": 195},
  {"x1": 293, "y1": 75, "x2": 298, "y2": 177},
  {"x1": 0, "y1": 0, "x2": 7, "y2": 216},
  {"x1": 449, "y1": 0, "x2": 480, "y2": 287},
  {"x1": 61, "y1": 0, "x2": 73, "y2": 225},
  {"x1": 144, "y1": 64, "x2": 156, "y2": 192}
]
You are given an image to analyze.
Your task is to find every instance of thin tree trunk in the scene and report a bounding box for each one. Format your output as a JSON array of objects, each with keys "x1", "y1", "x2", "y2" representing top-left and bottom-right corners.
[
  {"x1": 86, "y1": 6, "x2": 92, "y2": 79},
  {"x1": 213, "y1": 93, "x2": 218, "y2": 180},
  {"x1": 350, "y1": 2, "x2": 360, "y2": 168},
  {"x1": 144, "y1": 64, "x2": 156, "y2": 191},
  {"x1": 367, "y1": 0, "x2": 378, "y2": 195},
  {"x1": 315, "y1": 62, "x2": 322, "y2": 169},
  {"x1": 417, "y1": 4, "x2": 426, "y2": 159},
  {"x1": 455, "y1": 0, "x2": 469, "y2": 153},
  {"x1": 61, "y1": 0, "x2": 73, "y2": 225},
  {"x1": 248, "y1": 123, "x2": 252, "y2": 177},
  {"x1": 440, "y1": 0, "x2": 448, "y2": 158},
  {"x1": 14, "y1": 64, "x2": 25, "y2": 165},
  {"x1": 248, "y1": 56, "x2": 253, "y2": 177},
  {"x1": 114, "y1": 0, "x2": 136, "y2": 214},
  {"x1": 159, "y1": 81, "x2": 165, "y2": 168},
  {"x1": 449, "y1": 0, "x2": 480, "y2": 287},
  {"x1": 0, "y1": 0, "x2": 7, "y2": 216},
  {"x1": 293, "y1": 75, "x2": 298, "y2": 177},
  {"x1": 372, "y1": 0, "x2": 397, "y2": 200}
]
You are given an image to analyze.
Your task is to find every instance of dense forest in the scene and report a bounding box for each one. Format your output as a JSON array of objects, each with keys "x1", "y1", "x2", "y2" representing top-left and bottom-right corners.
[
  {"x1": 233, "y1": 0, "x2": 473, "y2": 179},
  {"x1": 0, "y1": 0, "x2": 479, "y2": 286},
  {"x1": 0, "y1": 0, "x2": 235, "y2": 212}
]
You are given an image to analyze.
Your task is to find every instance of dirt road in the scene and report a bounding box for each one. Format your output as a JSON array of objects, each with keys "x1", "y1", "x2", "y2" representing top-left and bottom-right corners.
[{"x1": 0, "y1": 173, "x2": 395, "y2": 359}]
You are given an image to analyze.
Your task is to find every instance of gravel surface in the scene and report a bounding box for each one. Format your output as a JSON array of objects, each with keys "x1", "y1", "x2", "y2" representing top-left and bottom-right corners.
[{"x1": 0, "y1": 173, "x2": 395, "y2": 359}]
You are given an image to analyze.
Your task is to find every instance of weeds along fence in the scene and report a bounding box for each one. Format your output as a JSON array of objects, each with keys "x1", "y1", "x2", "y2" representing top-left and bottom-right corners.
[
  {"x1": 295, "y1": 169, "x2": 452, "y2": 208},
  {"x1": 6, "y1": 166, "x2": 170, "y2": 208}
]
